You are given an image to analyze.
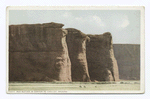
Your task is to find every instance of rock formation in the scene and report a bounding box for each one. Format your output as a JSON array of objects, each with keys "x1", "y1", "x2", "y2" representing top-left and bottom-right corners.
[
  {"x1": 113, "y1": 44, "x2": 140, "y2": 80},
  {"x1": 9, "y1": 22, "x2": 72, "y2": 82},
  {"x1": 86, "y1": 32, "x2": 119, "y2": 81},
  {"x1": 9, "y1": 22, "x2": 121, "y2": 82},
  {"x1": 66, "y1": 28, "x2": 91, "y2": 82}
]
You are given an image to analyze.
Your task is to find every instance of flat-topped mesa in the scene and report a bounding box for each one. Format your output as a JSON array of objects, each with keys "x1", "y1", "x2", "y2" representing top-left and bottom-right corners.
[
  {"x1": 66, "y1": 28, "x2": 91, "y2": 82},
  {"x1": 9, "y1": 22, "x2": 72, "y2": 82},
  {"x1": 113, "y1": 44, "x2": 140, "y2": 80},
  {"x1": 86, "y1": 32, "x2": 119, "y2": 81}
]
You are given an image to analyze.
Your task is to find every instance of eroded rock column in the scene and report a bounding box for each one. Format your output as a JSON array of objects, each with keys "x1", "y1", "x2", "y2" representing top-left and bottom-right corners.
[
  {"x1": 9, "y1": 22, "x2": 72, "y2": 82},
  {"x1": 66, "y1": 28, "x2": 91, "y2": 82},
  {"x1": 86, "y1": 32, "x2": 119, "y2": 81}
]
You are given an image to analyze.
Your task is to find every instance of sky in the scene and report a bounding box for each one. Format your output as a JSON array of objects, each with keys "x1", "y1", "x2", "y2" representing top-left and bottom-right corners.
[{"x1": 9, "y1": 10, "x2": 141, "y2": 44}]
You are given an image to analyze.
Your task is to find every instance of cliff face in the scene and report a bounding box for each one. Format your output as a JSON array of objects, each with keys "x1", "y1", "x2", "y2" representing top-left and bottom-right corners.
[
  {"x1": 9, "y1": 22, "x2": 72, "y2": 82},
  {"x1": 86, "y1": 32, "x2": 119, "y2": 81},
  {"x1": 9, "y1": 22, "x2": 125, "y2": 82},
  {"x1": 66, "y1": 28, "x2": 91, "y2": 82},
  {"x1": 113, "y1": 44, "x2": 140, "y2": 80}
]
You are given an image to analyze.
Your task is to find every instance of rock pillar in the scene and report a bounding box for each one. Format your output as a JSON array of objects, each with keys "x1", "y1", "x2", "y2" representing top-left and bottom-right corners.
[
  {"x1": 66, "y1": 28, "x2": 91, "y2": 82},
  {"x1": 86, "y1": 32, "x2": 119, "y2": 81}
]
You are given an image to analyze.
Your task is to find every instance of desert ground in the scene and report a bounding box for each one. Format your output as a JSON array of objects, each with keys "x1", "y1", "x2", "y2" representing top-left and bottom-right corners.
[{"x1": 8, "y1": 81, "x2": 140, "y2": 92}]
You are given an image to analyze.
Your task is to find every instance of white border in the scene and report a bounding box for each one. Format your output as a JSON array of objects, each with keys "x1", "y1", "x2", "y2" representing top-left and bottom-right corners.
[
  {"x1": 6, "y1": 6, "x2": 145, "y2": 94},
  {"x1": 7, "y1": 6, "x2": 144, "y2": 10}
]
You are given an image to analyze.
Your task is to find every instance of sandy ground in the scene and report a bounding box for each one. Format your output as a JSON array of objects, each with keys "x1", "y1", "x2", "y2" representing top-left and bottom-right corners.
[{"x1": 8, "y1": 81, "x2": 140, "y2": 93}]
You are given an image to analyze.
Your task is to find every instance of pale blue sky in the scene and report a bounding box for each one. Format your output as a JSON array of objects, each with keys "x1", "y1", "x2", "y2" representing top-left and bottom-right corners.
[{"x1": 9, "y1": 10, "x2": 140, "y2": 44}]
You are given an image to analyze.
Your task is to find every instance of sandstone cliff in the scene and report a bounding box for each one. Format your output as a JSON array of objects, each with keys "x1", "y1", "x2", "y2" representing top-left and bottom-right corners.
[
  {"x1": 86, "y1": 32, "x2": 119, "y2": 81},
  {"x1": 9, "y1": 22, "x2": 72, "y2": 82},
  {"x1": 9, "y1": 22, "x2": 123, "y2": 82},
  {"x1": 66, "y1": 28, "x2": 91, "y2": 82}
]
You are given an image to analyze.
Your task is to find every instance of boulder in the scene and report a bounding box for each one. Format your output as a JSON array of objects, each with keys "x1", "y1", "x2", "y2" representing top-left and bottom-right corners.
[
  {"x1": 9, "y1": 22, "x2": 72, "y2": 82},
  {"x1": 66, "y1": 28, "x2": 91, "y2": 82},
  {"x1": 86, "y1": 32, "x2": 119, "y2": 81}
]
